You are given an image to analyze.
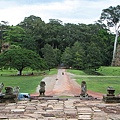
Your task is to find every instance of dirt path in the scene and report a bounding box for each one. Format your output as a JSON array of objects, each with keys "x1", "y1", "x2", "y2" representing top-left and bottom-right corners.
[{"x1": 35, "y1": 69, "x2": 103, "y2": 99}]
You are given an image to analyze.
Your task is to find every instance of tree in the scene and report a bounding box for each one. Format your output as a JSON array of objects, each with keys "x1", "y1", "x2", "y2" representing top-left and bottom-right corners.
[
  {"x1": 0, "y1": 21, "x2": 9, "y2": 50},
  {"x1": 53, "y1": 48, "x2": 61, "y2": 66},
  {"x1": 71, "y1": 41, "x2": 85, "y2": 69},
  {"x1": 45, "y1": 19, "x2": 64, "y2": 49},
  {"x1": 61, "y1": 47, "x2": 73, "y2": 68},
  {"x1": 100, "y1": 5, "x2": 120, "y2": 65},
  {"x1": 41, "y1": 44, "x2": 58, "y2": 69},
  {"x1": 0, "y1": 49, "x2": 46, "y2": 75},
  {"x1": 86, "y1": 42, "x2": 102, "y2": 70},
  {"x1": 18, "y1": 15, "x2": 46, "y2": 54},
  {"x1": 3, "y1": 26, "x2": 26, "y2": 46}
]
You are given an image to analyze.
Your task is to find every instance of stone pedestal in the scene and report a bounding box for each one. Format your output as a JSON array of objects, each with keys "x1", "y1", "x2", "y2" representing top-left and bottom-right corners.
[
  {"x1": 103, "y1": 95, "x2": 120, "y2": 103},
  {"x1": 103, "y1": 87, "x2": 120, "y2": 103}
]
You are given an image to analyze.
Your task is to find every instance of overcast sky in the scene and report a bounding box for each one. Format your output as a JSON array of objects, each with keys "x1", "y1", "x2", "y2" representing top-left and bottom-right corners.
[{"x1": 0, "y1": 0, "x2": 119, "y2": 25}]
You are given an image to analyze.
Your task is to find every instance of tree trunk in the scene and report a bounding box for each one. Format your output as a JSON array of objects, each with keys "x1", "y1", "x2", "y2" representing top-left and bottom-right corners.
[
  {"x1": 19, "y1": 70, "x2": 22, "y2": 76},
  {"x1": 111, "y1": 26, "x2": 119, "y2": 66},
  {"x1": 17, "y1": 69, "x2": 23, "y2": 76}
]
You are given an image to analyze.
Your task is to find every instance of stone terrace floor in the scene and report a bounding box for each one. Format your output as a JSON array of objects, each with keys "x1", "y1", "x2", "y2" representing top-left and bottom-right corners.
[{"x1": 0, "y1": 97, "x2": 120, "y2": 120}]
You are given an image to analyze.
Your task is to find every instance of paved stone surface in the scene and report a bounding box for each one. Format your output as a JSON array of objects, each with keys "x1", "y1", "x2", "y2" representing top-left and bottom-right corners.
[{"x1": 0, "y1": 97, "x2": 120, "y2": 120}]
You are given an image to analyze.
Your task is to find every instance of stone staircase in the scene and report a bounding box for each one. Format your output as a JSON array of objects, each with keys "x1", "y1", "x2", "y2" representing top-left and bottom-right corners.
[{"x1": 0, "y1": 97, "x2": 120, "y2": 120}]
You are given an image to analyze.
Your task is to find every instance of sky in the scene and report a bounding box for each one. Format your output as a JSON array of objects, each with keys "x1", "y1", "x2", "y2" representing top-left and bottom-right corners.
[{"x1": 0, "y1": 0, "x2": 119, "y2": 25}]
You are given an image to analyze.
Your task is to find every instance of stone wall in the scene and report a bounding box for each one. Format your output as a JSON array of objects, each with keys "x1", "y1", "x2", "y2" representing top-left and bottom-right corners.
[{"x1": 114, "y1": 44, "x2": 120, "y2": 66}]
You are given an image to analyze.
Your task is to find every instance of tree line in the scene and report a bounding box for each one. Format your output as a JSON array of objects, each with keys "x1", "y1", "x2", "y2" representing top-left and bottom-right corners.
[{"x1": 0, "y1": 5, "x2": 120, "y2": 74}]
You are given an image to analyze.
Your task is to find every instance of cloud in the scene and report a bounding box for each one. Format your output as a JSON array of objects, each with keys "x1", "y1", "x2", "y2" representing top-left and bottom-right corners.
[{"x1": 0, "y1": 0, "x2": 119, "y2": 25}]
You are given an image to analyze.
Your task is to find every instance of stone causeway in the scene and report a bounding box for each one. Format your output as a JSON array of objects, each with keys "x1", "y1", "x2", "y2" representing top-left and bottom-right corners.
[{"x1": 0, "y1": 97, "x2": 120, "y2": 120}]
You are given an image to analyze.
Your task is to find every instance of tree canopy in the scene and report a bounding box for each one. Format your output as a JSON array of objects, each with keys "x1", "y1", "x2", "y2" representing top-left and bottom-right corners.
[
  {"x1": 0, "y1": 48, "x2": 47, "y2": 75},
  {"x1": 0, "y1": 5, "x2": 119, "y2": 71}
]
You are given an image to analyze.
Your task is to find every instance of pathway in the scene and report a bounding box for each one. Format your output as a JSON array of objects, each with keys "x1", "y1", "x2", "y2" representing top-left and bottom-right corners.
[{"x1": 36, "y1": 69, "x2": 103, "y2": 99}]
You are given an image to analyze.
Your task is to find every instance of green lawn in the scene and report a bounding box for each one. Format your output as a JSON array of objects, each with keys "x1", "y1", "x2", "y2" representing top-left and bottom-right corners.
[
  {"x1": 76, "y1": 77, "x2": 120, "y2": 95},
  {"x1": 0, "y1": 69, "x2": 57, "y2": 94},
  {"x1": 67, "y1": 66, "x2": 120, "y2": 95},
  {"x1": 47, "y1": 68, "x2": 58, "y2": 75},
  {"x1": 97, "y1": 66, "x2": 120, "y2": 76},
  {"x1": 0, "y1": 75, "x2": 43, "y2": 94},
  {"x1": 0, "y1": 67, "x2": 120, "y2": 95},
  {"x1": 67, "y1": 69, "x2": 87, "y2": 75}
]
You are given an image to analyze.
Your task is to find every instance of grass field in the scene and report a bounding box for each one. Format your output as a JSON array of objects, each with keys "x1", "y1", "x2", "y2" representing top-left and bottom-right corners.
[
  {"x1": 0, "y1": 67, "x2": 120, "y2": 95},
  {"x1": 0, "y1": 69, "x2": 58, "y2": 94},
  {"x1": 97, "y1": 66, "x2": 120, "y2": 76},
  {"x1": 67, "y1": 66, "x2": 120, "y2": 95},
  {"x1": 0, "y1": 75, "x2": 43, "y2": 93}
]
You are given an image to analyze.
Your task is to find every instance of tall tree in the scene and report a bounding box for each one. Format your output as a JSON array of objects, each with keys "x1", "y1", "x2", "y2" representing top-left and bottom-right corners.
[
  {"x1": 71, "y1": 41, "x2": 85, "y2": 69},
  {"x1": 86, "y1": 42, "x2": 102, "y2": 70},
  {"x1": 61, "y1": 47, "x2": 73, "y2": 68},
  {"x1": 53, "y1": 48, "x2": 61, "y2": 66},
  {"x1": 18, "y1": 15, "x2": 46, "y2": 54},
  {"x1": 41, "y1": 44, "x2": 57, "y2": 69},
  {"x1": 45, "y1": 19, "x2": 64, "y2": 49},
  {"x1": 100, "y1": 5, "x2": 120, "y2": 65}
]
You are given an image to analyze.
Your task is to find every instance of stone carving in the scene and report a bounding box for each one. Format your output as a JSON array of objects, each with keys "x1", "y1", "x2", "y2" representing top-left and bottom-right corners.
[
  {"x1": 80, "y1": 81, "x2": 88, "y2": 97},
  {"x1": 13, "y1": 86, "x2": 20, "y2": 94},
  {"x1": 4, "y1": 86, "x2": 20, "y2": 95},
  {"x1": 0, "y1": 84, "x2": 20, "y2": 103},
  {"x1": 79, "y1": 81, "x2": 96, "y2": 100},
  {"x1": 39, "y1": 81, "x2": 46, "y2": 96},
  {"x1": 5, "y1": 86, "x2": 13, "y2": 95},
  {"x1": 0, "y1": 83, "x2": 4, "y2": 94},
  {"x1": 107, "y1": 86, "x2": 115, "y2": 96}
]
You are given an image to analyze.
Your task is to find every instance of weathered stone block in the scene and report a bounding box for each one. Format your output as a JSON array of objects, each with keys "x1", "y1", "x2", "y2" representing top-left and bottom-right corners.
[{"x1": 103, "y1": 95, "x2": 120, "y2": 103}]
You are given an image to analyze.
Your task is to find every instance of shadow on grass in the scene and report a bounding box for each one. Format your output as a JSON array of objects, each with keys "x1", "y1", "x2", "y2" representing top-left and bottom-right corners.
[{"x1": 83, "y1": 69, "x2": 104, "y2": 76}]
